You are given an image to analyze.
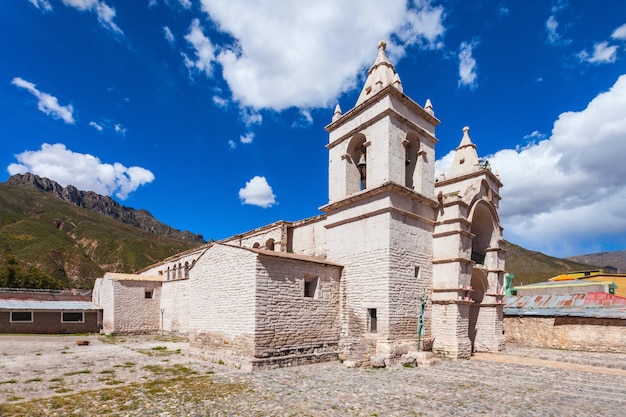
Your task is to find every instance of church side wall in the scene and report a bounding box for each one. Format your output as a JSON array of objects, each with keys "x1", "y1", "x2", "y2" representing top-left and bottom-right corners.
[
  {"x1": 387, "y1": 210, "x2": 433, "y2": 344},
  {"x1": 289, "y1": 218, "x2": 328, "y2": 258},
  {"x1": 160, "y1": 278, "x2": 189, "y2": 335},
  {"x1": 112, "y1": 280, "x2": 161, "y2": 334},
  {"x1": 188, "y1": 245, "x2": 257, "y2": 369},
  {"x1": 252, "y1": 256, "x2": 342, "y2": 369},
  {"x1": 220, "y1": 224, "x2": 284, "y2": 251}
]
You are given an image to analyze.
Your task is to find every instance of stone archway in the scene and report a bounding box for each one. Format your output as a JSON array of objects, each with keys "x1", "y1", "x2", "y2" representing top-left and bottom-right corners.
[{"x1": 467, "y1": 199, "x2": 500, "y2": 352}]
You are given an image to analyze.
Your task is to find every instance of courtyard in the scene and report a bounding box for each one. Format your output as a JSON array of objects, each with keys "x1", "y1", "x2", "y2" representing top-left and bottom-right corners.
[{"x1": 1, "y1": 334, "x2": 626, "y2": 416}]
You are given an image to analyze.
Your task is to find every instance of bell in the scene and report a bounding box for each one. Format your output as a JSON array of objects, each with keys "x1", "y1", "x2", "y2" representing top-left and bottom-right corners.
[{"x1": 357, "y1": 154, "x2": 366, "y2": 166}]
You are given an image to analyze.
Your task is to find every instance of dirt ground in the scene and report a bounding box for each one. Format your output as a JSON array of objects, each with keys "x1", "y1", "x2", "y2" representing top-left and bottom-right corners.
[{"x1": 0, "y1": 334, "x2": 219, "y2": 403}]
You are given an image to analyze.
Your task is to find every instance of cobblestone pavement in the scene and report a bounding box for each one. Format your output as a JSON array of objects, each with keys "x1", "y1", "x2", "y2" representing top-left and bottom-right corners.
[{"x1": 1, "y1": 335, "x2": 626, "y2": 416}]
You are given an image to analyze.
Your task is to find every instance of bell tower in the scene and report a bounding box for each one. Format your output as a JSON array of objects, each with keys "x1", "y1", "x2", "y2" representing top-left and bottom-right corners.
[
  {"x1": 326, "y1": 41, "x2": 439, "y2": 204},
  {"x1": 321, "y1": 41, "x2": 441, "y2": 361}
]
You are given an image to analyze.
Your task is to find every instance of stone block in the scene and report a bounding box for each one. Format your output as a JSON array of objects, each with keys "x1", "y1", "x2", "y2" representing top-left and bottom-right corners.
[{"x1": 370, "y1": 355, "x2": 386, "y2": 368}]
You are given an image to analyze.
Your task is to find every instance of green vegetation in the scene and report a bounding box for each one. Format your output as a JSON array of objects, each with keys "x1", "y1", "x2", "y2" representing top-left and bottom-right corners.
[
  {"x1": 0, "y1": 376, "x2": 246, "y2": 416},
  {"x1": 0, "y1": 182, "x2": 201, "y2": 288}
]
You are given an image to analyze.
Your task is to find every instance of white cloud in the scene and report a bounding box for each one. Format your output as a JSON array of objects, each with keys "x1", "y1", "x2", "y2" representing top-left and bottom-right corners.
[
  {"x1": 182, "y1": 19, "x2": 216, "y2": 77},
  {"x1": 613, "y1": 23, "x2": 626, "y2": 40},
  {"x1": 61, "y1": 0, "x2": 124, "y2": 36},
  {"x1": 114, "y1": 123, "x2": 127, "y2": 136},
  {"x1": 177, "y1": 0, "x2": 192, "y2": 9},
  {"x1": 163, "y1": 26, "x2": 175, "y2": 45},
  {"x1": 213, "y1": 95, "x2": 229, "y2": 109},
  {"x1": 89, "y1": 121, "x2": 103, "y2": 132},
  {"x1": 476, "y1": 74, "x2": 626, "y2": 256},
  {"x1": 241, "y1": 108, "x2": 262, "y2": 126},
  {"x1": 458, "y1": 41, "x2": 477, "y2": 88},
  {"x1": 7, "y1": 143, "x2": 154, "y2": 200},
  {"x1": 240, "y1": 132, "x2": 254, "y2": 144},
  {"x1": 545, "y1": 15, "x2": 561, "y2": 45},
  {"x1": 12, "y1": 77, "x2": 75, "y2": 124},
  {"x1": 523, "y1": 130, "x2": 546, "y2": 141},
  {"x1": 545, "y1": 15, "x2": 571, "y2": 46},
  {"x1": 197, "y1": 0, "x2": 446, "y2": 110},
  {"x1": 578, "y1": 41, "x2": 618, "y2": 64},
  {"x1": 28, "y1": 0, "x2": 52, "y2": 11},
  {"x1": 238, "y1": 176, "x2": 276, "y2": 208},
  {"x1": 227, "y1": 140, "x2": 237, "y2": 149}
]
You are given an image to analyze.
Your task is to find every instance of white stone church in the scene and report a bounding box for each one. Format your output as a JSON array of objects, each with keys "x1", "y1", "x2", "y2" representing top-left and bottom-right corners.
[{"x1": 93, "y1": 42, "x2": 506, "y2": 370}]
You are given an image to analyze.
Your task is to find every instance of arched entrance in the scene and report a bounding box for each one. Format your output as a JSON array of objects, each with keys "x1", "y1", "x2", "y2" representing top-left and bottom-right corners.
[{"x1": 467, "y1": 199, "x2": 499, "y2": 352}]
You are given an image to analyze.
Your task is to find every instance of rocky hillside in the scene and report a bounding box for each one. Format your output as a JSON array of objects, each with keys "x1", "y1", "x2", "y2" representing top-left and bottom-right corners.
[
  {"x1": 6, "y1": 173, "x2": 205, "y2": 243},
  {"x1": 0, "y1": 176, "x2": 204, "y2": 288},
  {"x1": 504, "y1": 241, "x2": 601, "y2": 286},
  {"x1": 567, "y1": 250, "x2": 626, "y2": 274}
]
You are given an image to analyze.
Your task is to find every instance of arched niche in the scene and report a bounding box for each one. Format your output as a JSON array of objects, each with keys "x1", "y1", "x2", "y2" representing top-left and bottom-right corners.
[
  {"x1": 404, "y1": 130, "x2": 420, "y2": 189},
  {"x1": 346, "y1": 133, "x2": 368, "y2": 195},
  {"x1": 468, "y1": 200, "x2": 500, "y2": 267},
  {"x1": 265, "y1": 238, "x2": 275, "y2": 251},
  {"x1": 252, "y1": 242, "x2": 261, "y2": 249}
]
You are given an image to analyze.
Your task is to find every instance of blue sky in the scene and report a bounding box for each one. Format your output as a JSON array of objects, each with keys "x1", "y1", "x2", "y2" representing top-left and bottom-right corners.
[{"x1": 2, "y1": 0, "x2": 626, "y2": 258}]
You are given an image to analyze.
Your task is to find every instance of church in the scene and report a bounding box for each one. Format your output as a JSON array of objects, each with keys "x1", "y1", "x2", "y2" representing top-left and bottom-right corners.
[{"x1": 92, "y1": 42, "x2": 506, "y2": 370}]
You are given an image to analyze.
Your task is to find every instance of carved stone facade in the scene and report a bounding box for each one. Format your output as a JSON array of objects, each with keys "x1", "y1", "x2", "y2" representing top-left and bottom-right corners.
[{"x1": 93, "y1": 42, "x2": 506, "y2": 368}]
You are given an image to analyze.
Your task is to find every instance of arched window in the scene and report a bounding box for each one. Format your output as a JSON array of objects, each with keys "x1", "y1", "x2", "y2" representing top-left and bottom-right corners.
[
  {"x1": 346, "y1": 133, "x2": 368, "y2": 194},
  {"x1": 184, "y1": 261, "x2": 190, "y2": 278},
  {"x1": 265, "y1": 238, "x2": 275, "y2": 251},
  {"x1": 252, "y1": 242, "x2": 261, "y2": 249},
  {"x1": 404, "y1": 131, "x2": 420, "y2": 190}
]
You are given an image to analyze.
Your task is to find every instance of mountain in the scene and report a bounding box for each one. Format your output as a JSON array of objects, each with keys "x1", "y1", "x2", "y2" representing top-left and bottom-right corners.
[
  {"x1": 6, "y1": 173, "x2": 205, "y2": 243},
  {"x1": 504, "y1": 241, "x2": 601, "y2": 286},
  {"x1": 567, "y1": 250, "x2": 626, "y2": 274},
  {"x1": 0, "y1": 175, "x2": 204, "y2": 288}
]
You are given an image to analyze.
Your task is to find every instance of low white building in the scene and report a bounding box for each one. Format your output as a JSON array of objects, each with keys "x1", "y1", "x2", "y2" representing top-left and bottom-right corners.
[{"x1": 94, "y1": 42, "x2": 506, "y2": 369}]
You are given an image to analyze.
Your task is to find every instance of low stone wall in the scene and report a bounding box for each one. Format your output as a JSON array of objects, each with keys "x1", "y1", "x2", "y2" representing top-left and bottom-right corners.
[{"x1": 504, "y1": 315, "x2": 626, "y2": 353}]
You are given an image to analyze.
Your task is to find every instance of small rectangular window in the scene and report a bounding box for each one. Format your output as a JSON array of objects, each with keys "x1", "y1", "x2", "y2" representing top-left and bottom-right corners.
[
  {"x1": 303, "y1": 276, "x2": 318, "y2": 298},
  {"x1": 62, "y1": 312, "x2": 84, "y2": 323},
  {"x1": 145, "y1": 290, "x2": 153, "y2": 299},
  {"x1": 368, "y1": 308, "x2": 377, "y2": 333},
  {"x1": 10, "y1": 311, "x2": 33, "y2": 322}
]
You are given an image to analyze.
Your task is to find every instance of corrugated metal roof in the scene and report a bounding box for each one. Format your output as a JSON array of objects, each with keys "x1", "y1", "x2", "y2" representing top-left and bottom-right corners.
[
  {"x1": 0, "y1": 299, "x2": 100, "y2": 311},
  {"x1": 516, "y1": 280, "x2": 614, "y2": 289},
  {"x1": 504, "y1": 292, "x2": 626, "y2": 319}
]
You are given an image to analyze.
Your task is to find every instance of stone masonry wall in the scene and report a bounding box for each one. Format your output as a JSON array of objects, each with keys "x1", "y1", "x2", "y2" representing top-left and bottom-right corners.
[
  {"x1": 252, "y1": 255, "x2": 342, "y2": 369},
  {"x1": 387, "y1": 209, "x2": 434, "y2": 343},
  {"x1": 160, "y1": 278, "x2": 189, "y2": 335},
  {"x1": 188, "y1": 245, "x2": 257, "y2": 368},
  {"x1": 112, "y1": 280, "x2": 161, "y2": 334},
  {"x1": 220, "y1": 223, "x2": 284, "y2": 251},
  {"x1": 504, "y1": 315, "x2": 626, "y2": 353}
]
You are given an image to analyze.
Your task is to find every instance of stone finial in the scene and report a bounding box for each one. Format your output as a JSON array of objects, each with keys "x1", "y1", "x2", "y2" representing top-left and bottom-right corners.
[
  {"x1": 354, "y1": 41, "x2": 401, "y2": 106},
  {"x1": 332, "y1": 104, "x2": 343, "y2": 122},
  {"x1": 424, "y1": 99, "x2": 434, "y2": 116},
  {"x1": 460, "y1": 126, "x2": 473, "y2": 147},
  {"x1": 447, "y1": 125, "x2": 480, "y2": 178}
]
